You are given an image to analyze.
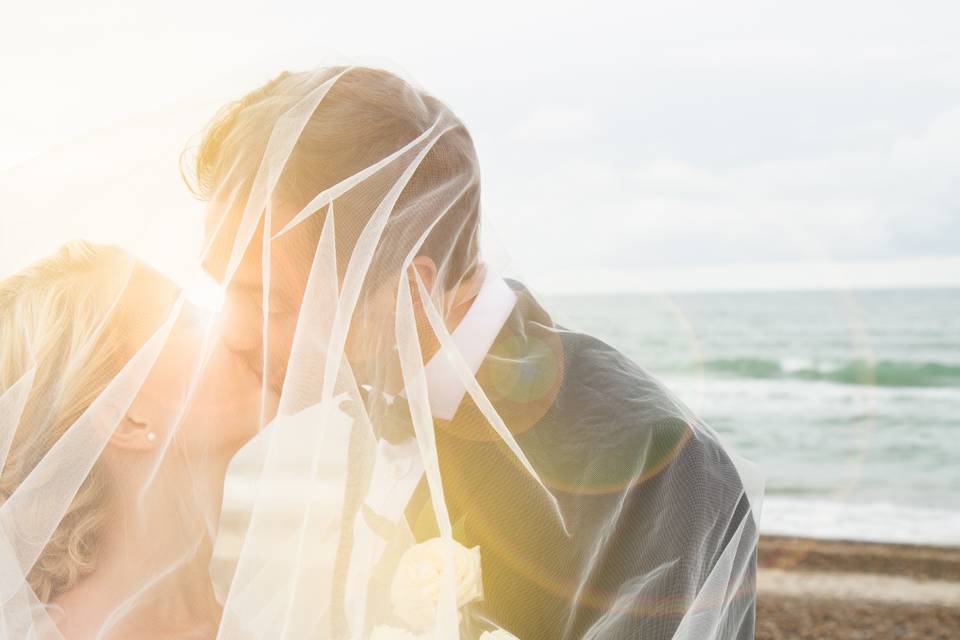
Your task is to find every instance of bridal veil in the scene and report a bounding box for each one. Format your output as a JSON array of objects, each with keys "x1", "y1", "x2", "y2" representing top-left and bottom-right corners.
[{"x1": 0, "y1": 64, "x2": 763, "y2": 639}]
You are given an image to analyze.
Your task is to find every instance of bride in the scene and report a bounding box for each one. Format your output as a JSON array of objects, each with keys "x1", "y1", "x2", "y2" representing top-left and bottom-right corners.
[{"x1": 0, "y1": 240, "x2": 274, "y2": 639}]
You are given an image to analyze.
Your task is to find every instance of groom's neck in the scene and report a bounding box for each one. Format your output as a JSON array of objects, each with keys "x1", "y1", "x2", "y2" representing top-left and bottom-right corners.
[{"x1": 416, "y1": 263, "x2": 486, "y2": 364}]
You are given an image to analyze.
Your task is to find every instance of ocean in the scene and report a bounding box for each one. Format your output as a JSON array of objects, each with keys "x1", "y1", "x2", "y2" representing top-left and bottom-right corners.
[{"x1": 544, "y1": 287, "x2": 960, "y2": 546}]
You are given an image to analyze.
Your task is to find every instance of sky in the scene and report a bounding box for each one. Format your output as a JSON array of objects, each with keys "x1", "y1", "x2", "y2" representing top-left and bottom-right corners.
[{"x1": 1, "y1": 0, "x2": 958, "y2": 293}]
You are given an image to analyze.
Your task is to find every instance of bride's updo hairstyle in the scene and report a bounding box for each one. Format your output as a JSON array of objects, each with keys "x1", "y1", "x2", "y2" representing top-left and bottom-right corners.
[{"x1": 0, "y1": 241, "x2": 140, "y2": 602}]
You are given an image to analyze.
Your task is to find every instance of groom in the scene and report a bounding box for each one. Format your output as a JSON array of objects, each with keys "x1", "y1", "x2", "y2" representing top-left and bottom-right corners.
[{"x1": 193, "y1": 67, "x2": 758, "y2": 639}]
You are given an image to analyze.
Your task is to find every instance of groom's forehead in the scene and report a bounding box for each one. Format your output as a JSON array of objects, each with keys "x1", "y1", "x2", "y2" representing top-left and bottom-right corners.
[
  {"x1": 201, "y1": 207, "x2": 260, "y2": 287},
  {"x1": 203, "y1": 199, "x2": 306, "y2": 280},
  {"x1": 203, "y1": 217, "x2": 316, "y2": 308}
]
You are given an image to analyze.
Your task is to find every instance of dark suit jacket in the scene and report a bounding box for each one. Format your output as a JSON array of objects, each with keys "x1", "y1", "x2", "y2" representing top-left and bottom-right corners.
[{"x1": 407, "y1": 280, "x2": 758, "y2": 639}]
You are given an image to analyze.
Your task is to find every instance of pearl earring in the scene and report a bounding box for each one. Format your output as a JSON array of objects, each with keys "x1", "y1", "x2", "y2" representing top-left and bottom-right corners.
[{"x1": 146, "y1": 431, "x2": 157, "y2": 443}]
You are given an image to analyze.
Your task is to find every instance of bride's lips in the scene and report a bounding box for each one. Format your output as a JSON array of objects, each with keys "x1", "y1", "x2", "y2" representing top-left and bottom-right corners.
[{"x1": 234, "y1": 354, "x2": 280, "y2": 418}]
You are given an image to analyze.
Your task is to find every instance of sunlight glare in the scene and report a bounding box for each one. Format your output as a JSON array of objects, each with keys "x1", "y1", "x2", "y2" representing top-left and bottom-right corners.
[{"x1": 185, "y1": 271, "x2": 225, "y2": 312}]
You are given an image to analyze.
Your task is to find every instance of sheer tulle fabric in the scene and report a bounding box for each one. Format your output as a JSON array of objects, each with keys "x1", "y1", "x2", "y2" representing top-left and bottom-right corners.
[{"x1": 0, "y1": 65, "x2": 763, "y2": 639}]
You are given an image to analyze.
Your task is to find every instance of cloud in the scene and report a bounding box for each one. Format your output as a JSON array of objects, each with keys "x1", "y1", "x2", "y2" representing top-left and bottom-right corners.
[
  {"x1": 485, "y1": 104, "x2": 960, "y2": 283},
  {"x1": 506, "y1": 106, "x2": 596, "y2": 143},
  {"x1": 2, "y1": 0, "x2": 958, "y2": 292}
]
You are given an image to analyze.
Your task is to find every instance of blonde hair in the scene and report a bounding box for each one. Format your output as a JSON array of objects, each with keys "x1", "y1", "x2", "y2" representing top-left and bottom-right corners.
[
  {"x1": 0, "y1": 240, "x2": 139, "y2": 602},
  {"x1": 183, "y1": 67, "x2": 481, "y2": 290}
]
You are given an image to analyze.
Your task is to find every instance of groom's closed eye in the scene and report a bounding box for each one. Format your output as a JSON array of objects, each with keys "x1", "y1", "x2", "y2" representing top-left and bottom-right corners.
[
  {"x1": 224, "y1": 283, "x2": 292, "y2": 315},
  {"x1": 264, "y1": 290, "x2": 298, "y2": 316}
]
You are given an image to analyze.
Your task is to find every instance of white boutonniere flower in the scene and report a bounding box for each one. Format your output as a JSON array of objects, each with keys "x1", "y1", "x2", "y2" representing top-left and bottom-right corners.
[
  {"x1": 389, "y1": 537, "x2": 484, "y2": 632},
  {"x1": 369, "y1": 626, "x2": 432, "y2": 640},
  {"x1": 369, "y1": 625, "x2": 517, "y2": 640}
]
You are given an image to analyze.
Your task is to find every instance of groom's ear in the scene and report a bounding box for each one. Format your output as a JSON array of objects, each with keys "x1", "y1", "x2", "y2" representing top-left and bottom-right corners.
[
  {"x1": 108, "y1": 409, "x2": 160, "y2": 452},
  {"x1": 410, "y1": 256, "x2": 438, "y2": 295}
]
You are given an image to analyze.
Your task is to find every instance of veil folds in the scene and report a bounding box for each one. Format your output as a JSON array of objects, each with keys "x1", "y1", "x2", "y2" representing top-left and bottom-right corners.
[{"x1": 0, "y1": 64, "x2": 763, "y2": 639}]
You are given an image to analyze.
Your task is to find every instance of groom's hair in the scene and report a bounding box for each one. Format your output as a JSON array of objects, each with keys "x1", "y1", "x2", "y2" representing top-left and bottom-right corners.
[{"x1": 184, "y1": 67, "x2": 481, "y2": 290}]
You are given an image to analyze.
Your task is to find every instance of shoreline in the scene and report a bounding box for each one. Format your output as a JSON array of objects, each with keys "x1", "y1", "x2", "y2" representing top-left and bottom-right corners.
[
  {"x1": 759, "y1": 534, "x2": 960, "y2": 580},
  {"x1": 757, "y1": 535, "x2": 960, "y2": 639}
]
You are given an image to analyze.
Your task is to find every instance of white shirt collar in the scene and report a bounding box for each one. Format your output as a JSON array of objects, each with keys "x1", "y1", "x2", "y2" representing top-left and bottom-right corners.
[{"x1": 422, "y1": 267, "x2": 518, "y2": 420}]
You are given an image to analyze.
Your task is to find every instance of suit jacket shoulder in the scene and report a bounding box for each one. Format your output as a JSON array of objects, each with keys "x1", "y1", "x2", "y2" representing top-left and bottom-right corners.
[{"x1": 433, "y1": 280, "x2": 756, "y2": 639}]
